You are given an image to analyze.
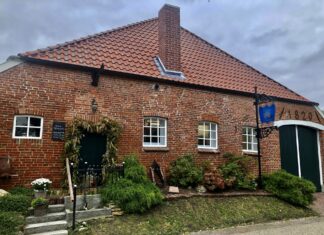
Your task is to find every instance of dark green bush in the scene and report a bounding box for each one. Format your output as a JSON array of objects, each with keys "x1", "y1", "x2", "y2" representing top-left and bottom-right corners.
[
  {"x1": 219, "y1": 153, "x2": 256, "y2": 190},
  {"x1": 9, "y1": 186, "x2": 33, "y2": 197},
  {"x1": 168, "y1": 154, "x2": 203, "y2": 188},
  {"x1": 263, "y1": 170, "x2": 316, "y2": 206},
  {"x1": 101, "y1": 154, "x2": 163, "y2": 213},
  {"x1": 0, "y1": 212, "x2": 24, "y2": 235},
  {"x1": 0, "y1": 194, "x2": 31, "y2": 214}
]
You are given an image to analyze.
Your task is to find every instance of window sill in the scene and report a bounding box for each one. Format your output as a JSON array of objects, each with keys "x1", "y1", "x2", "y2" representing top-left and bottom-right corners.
[
  {"x1": 143, "y1": 147, "x2": 169, "y2": 152},
  {"x1": 197, "y1": 148, "x2": 220, "y2": 154},
  {"x1": 242, "y1": 151, "x2": 258, "y2": 156}
]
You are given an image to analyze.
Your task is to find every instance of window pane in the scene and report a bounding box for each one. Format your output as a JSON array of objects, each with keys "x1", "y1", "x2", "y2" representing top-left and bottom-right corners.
[
  {"x1": 152, "y1": 136, "x2": 158, "y2": 143},
  {"x1": 29, "y1": 128, "x2": 40, "y2": 137},
  {"x1": 253, "y1": 136, "x2": 257, "y2": 144},
  {"x1": 15, "y1": 127, "x2": 27, "y2": 136},
  {"x1": 144, "y1": 119, "x2": 150, "y2": 127},
  {"x1": 204, "y1": 123, "x2": 210, "y2": 132},
  {"x1": 159, "y1": 128, "x2": 165, "y2": 137},
  {"x1": 151, "y1": 128, "x2": 158, "y2": 136},
  {"x1": 211, "y1": 131, "x2": 216, "y2": 139},
  {"x1": 30, "y1": 117, "x2": 41, "y2": 127},
  {"x1": 205, "y1": 139, "x2": 210, "y2": 146},
  {"x1": 247, "y1": 135, "x2": 252, "y2": 143},
  {"x1": 211, "y1": 123, "x2": 216, "y2": 131},
  {"x1": 144, "y1": 127, "x2": 150, "y2": 135},
  {"x1": 159, "y1": 119, "x2": 165, "y2": 128},
  {"x1": 159, "y1": 137, "x2": 165, "y2": 145},
  {"x1": 198, "y1": 139, "x2": 204, "y2": 146},
  {"x1": 151, "y1": 118, "x2": 158, "y2": 127},
  {"x1": 248, "y1": 143, "x2": 252, "y2": 150},
  {"x1": 16, "y1": 117, "x2": 28, "y2": 126},
  {"x1": 211, "y1": 139, "x2": 216, "y2": 148},
  {"x1": 253, "y1": 128, "x2": 257, "y2": 135},
  {"x1": 144, "y1": 136, "x2": 150, "y2": 143},
  {"x1": 198, "y1": 123, "x2": 204, "y2": 130},
  {"x1": 242, "y1": 135, "x2": 247, "y2": 142},
  {"x1": 247, "y1": 128, "x2": 252, "y2": 135},
  {"x1": 243, "y1": 128, "x2": 247, "y2": 134},
  {"x1": 253, "y1": 144, "x2": 258, "y2": 151},
  {"x1": 205, "y1": 130, "x2": 210, "y2": 138}
]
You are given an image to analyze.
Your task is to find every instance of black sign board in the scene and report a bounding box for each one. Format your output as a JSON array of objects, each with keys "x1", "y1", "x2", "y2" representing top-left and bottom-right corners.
[{"x1": 52, "y1": 122, "x2": 66, "y2": 141}]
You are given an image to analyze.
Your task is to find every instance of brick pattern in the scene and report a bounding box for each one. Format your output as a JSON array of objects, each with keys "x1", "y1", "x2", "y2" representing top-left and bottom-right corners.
[
  {"x1": 158, "y1": 4, "x2": 181, "y2": 71},
  {"x1": 0, "y1": 63, "x2": 322, "y2": 189}
]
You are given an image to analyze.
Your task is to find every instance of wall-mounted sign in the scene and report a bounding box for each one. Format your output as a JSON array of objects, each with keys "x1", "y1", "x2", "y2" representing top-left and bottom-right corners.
[
  {"x1": 52, "y1": 122, "x2": 66, "y2": 141},
  {"x1": 259, "y1": 103, "x2": 276, "y2": 124},
  {"x1": 279, "y1": 108, "x2": 319, "y2": 122}
]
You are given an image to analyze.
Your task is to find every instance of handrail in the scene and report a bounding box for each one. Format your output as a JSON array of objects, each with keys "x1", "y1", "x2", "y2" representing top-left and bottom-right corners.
[{"x1": 66, "y1": 158, "x2": 74, "y2": 202}]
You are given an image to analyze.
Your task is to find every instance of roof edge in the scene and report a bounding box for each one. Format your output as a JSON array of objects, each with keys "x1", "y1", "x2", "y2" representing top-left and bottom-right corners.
[{"x1": 19, "y1": 56, "x2": 319, "y2": 106}]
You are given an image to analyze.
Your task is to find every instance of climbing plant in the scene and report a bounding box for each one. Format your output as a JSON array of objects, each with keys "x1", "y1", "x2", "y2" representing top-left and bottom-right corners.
[{"x1": 62, "y1": 117, "x2": 121, "y2": 182}]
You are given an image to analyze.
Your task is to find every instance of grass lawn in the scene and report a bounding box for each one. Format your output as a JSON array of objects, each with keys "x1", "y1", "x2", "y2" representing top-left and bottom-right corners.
[{"x1": 78, "y1": 196, "x2": 317, "y2": 235}]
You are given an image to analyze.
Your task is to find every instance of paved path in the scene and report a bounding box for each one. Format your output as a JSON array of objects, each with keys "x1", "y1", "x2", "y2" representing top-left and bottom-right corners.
[{"x1": 192, "y1": 193, "x2": 324, "y2": 235}]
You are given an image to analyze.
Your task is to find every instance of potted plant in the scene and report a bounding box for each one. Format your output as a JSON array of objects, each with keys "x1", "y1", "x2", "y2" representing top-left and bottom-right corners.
[
  {"x1": 31, "y1": 178, "x2": 52, "y2": 198},
  {"x1": 32, "y1": 197, "x2": 49, "y2": 216}
]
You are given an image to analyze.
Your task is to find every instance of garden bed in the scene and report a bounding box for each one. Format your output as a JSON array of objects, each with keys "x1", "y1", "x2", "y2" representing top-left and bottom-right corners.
[{"x1": 76, "y1": 196, "x2": 317, "y2": 235}]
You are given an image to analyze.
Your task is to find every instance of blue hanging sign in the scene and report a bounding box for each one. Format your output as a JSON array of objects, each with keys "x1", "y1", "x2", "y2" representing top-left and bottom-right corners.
[{"x1": 259, "y1": 103, "x2": 276, "y2": 124}]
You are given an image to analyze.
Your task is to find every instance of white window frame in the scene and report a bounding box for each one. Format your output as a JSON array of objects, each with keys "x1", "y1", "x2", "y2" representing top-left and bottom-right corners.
[
  {"x1": 143, "y1": 117, "x2": 167, "y2": 147},
  {"x1": 12, "y1": 115, "x2": 44, "y2": 139},
  {"x1": 198, "y1": 121, "x2": 218, "y2": 150},
  {"x1": 242, "y1": 126, "x2": 258, "y2": 153}
]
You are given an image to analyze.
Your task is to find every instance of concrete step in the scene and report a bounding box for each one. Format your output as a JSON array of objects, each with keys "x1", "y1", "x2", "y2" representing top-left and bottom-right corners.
[
  {"x1": 26, "y1": 212, "x2": 66, "y2": 224},
  {"x1": 32, "y1": 230, "x2": 68, "y2": 235},
  {"x1": 48, "y1": 204, "x2": 65, "y2": 213},
  {"x1": 24, "y1": 220, "x2": 67, "y2": 235}
]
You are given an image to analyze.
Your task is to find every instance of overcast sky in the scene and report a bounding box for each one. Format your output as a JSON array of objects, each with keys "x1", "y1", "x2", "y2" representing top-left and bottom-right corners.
[{"x1": 1, "y1": 0, "x2": 323, "y2": 107}]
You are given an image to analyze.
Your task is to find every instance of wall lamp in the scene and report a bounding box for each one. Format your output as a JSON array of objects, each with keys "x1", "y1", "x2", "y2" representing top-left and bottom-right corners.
[{"x1": 91, "y1": 98, "x2": 98, "y2": 113}]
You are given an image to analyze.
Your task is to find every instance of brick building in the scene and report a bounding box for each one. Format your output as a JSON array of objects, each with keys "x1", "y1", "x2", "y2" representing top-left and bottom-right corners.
[{"x1": 0, "y1": 4, "x2": 323, "y2": 190}]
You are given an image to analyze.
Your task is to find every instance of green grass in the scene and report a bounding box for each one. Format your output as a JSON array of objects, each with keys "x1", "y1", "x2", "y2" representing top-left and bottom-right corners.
[{"x1": 78, "y1": 196, "x2": 317, "y2": 235}]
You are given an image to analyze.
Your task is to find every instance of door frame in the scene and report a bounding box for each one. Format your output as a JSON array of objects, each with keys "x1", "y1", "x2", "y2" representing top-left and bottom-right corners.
[{"x1": 274, "y1": 120, "x2": 324, "y2": 192}]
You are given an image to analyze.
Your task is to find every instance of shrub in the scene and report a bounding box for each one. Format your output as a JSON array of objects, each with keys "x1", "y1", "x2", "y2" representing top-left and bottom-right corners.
[
  {"x1": 101, "y1": 154, "x2": 163, "y2": 213},
  {"x1": 168, "y1": 154, "x2": 203, "y2": 188},
  {"x1": 263, "y1": 170, "x2": 316, "y2": 206},
  {"x1": 0, "y1": 211, "x2": 24, "y2": 235},
  {"x1": 31, "y1": 197, "x2": 49, "y2": 208},
  {"x1": 219, "y1": 153, "x2": 256, "y2": 190},
  {"x1": 9, "y1": 186, "x2": 33, "y2": 197},
  {"x1": 0, "y1": 194, "x2": 31, "y2": 214}
]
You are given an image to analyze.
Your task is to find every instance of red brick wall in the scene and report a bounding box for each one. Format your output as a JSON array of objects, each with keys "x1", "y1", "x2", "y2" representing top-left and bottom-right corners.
[{"x1": 0, "y1": 62, "x2": 322, "y2": 189}]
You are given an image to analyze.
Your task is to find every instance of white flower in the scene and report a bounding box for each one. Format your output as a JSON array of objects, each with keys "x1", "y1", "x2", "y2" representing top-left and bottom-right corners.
[{"x1": 31, "y1": 178, "x2": 52, "y2": 189}]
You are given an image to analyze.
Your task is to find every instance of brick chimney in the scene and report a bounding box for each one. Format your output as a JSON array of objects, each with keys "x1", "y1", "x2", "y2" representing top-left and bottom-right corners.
[{"x1": 158, "y1": 4, "x2": 181, "y2": 71}]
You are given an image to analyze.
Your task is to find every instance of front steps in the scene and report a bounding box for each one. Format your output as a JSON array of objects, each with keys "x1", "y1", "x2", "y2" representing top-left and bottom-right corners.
[{"x1": 24, "y1": 204, "x2": 68, "y2": 235}]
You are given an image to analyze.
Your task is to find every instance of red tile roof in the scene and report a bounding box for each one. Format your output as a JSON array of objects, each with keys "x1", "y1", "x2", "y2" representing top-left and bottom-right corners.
[{"x1": 20, "y1": 18, "x2": 311, "y2": 103}]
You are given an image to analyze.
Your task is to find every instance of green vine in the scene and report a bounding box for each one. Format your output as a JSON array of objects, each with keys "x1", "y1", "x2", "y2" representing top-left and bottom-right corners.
[{"x1": 62, "y1": 117, "x2": 121, "y2": 183}]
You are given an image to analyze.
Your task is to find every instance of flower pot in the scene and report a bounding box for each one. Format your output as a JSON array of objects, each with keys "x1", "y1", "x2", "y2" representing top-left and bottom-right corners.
[
  {"x1": 34, "y1": 190, "x2": 47, "y2": 199},
  {"x1": 34, "y1": 205, "x2": 48, "y2": 216}
]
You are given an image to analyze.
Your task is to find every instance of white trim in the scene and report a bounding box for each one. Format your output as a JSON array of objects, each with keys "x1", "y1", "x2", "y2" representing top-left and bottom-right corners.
[
  {"x1": 0, "y1": 56, "x2": 22, "y2": 73},
  {"x1": 315, "y1": 106, "x2": 324, "y2": 119},
  {"x1": 197, "y1": 121, "x2": 218, "y2": 150},
  {"x1": 12, "y1": 115, "x2": 43, "y2": 140},
  {"x1": 274, "y1": 120, "x2": 324, "y2": 130},
  {"x1": 317, "y1": 130, "x2": 323, "y2": 190},
  {"x1": 295, "y1": 126, "x2": 302, "y2": 177}
]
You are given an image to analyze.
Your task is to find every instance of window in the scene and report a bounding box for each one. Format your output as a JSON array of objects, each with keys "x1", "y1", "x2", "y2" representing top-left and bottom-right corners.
[
  {"x1": 143, "y1": 117, "x2": 167, "y2": 147},
  {"x1": 13, "y1": 116, "x2": 43, "y2": 139},
  {"x1": 242, "y1": 127, "x2": 258, "y2": 152},
  {"x1": 198, "y1": 122, "x2": 218, "y2": 149}
]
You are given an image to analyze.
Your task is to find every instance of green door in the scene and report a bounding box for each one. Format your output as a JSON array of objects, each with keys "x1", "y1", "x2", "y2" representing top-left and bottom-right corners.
[
  {"x1": 298, "y1": 126, "x2": 321, "y2": 191},
  {"x1": 79, "y1": 133, "x2": 107, "y2": 170},
  {"x1": 279, "y1": 125, "x2": 299, "y2": 176}
]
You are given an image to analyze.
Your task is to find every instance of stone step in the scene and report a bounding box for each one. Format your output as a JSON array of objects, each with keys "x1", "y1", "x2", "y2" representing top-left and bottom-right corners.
[
  {"x1": 48, "y1": 204, "x2": 65, "y2": 213},
  {"x1": 32, "y1": 230, "x2": 68, "y2": 235},
  {"x1": 24, "y1": 220, "x2": 67, "y2": 235},
  {"x1": 26, "y1": 212, "x2": 66, "y2": 224}
]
